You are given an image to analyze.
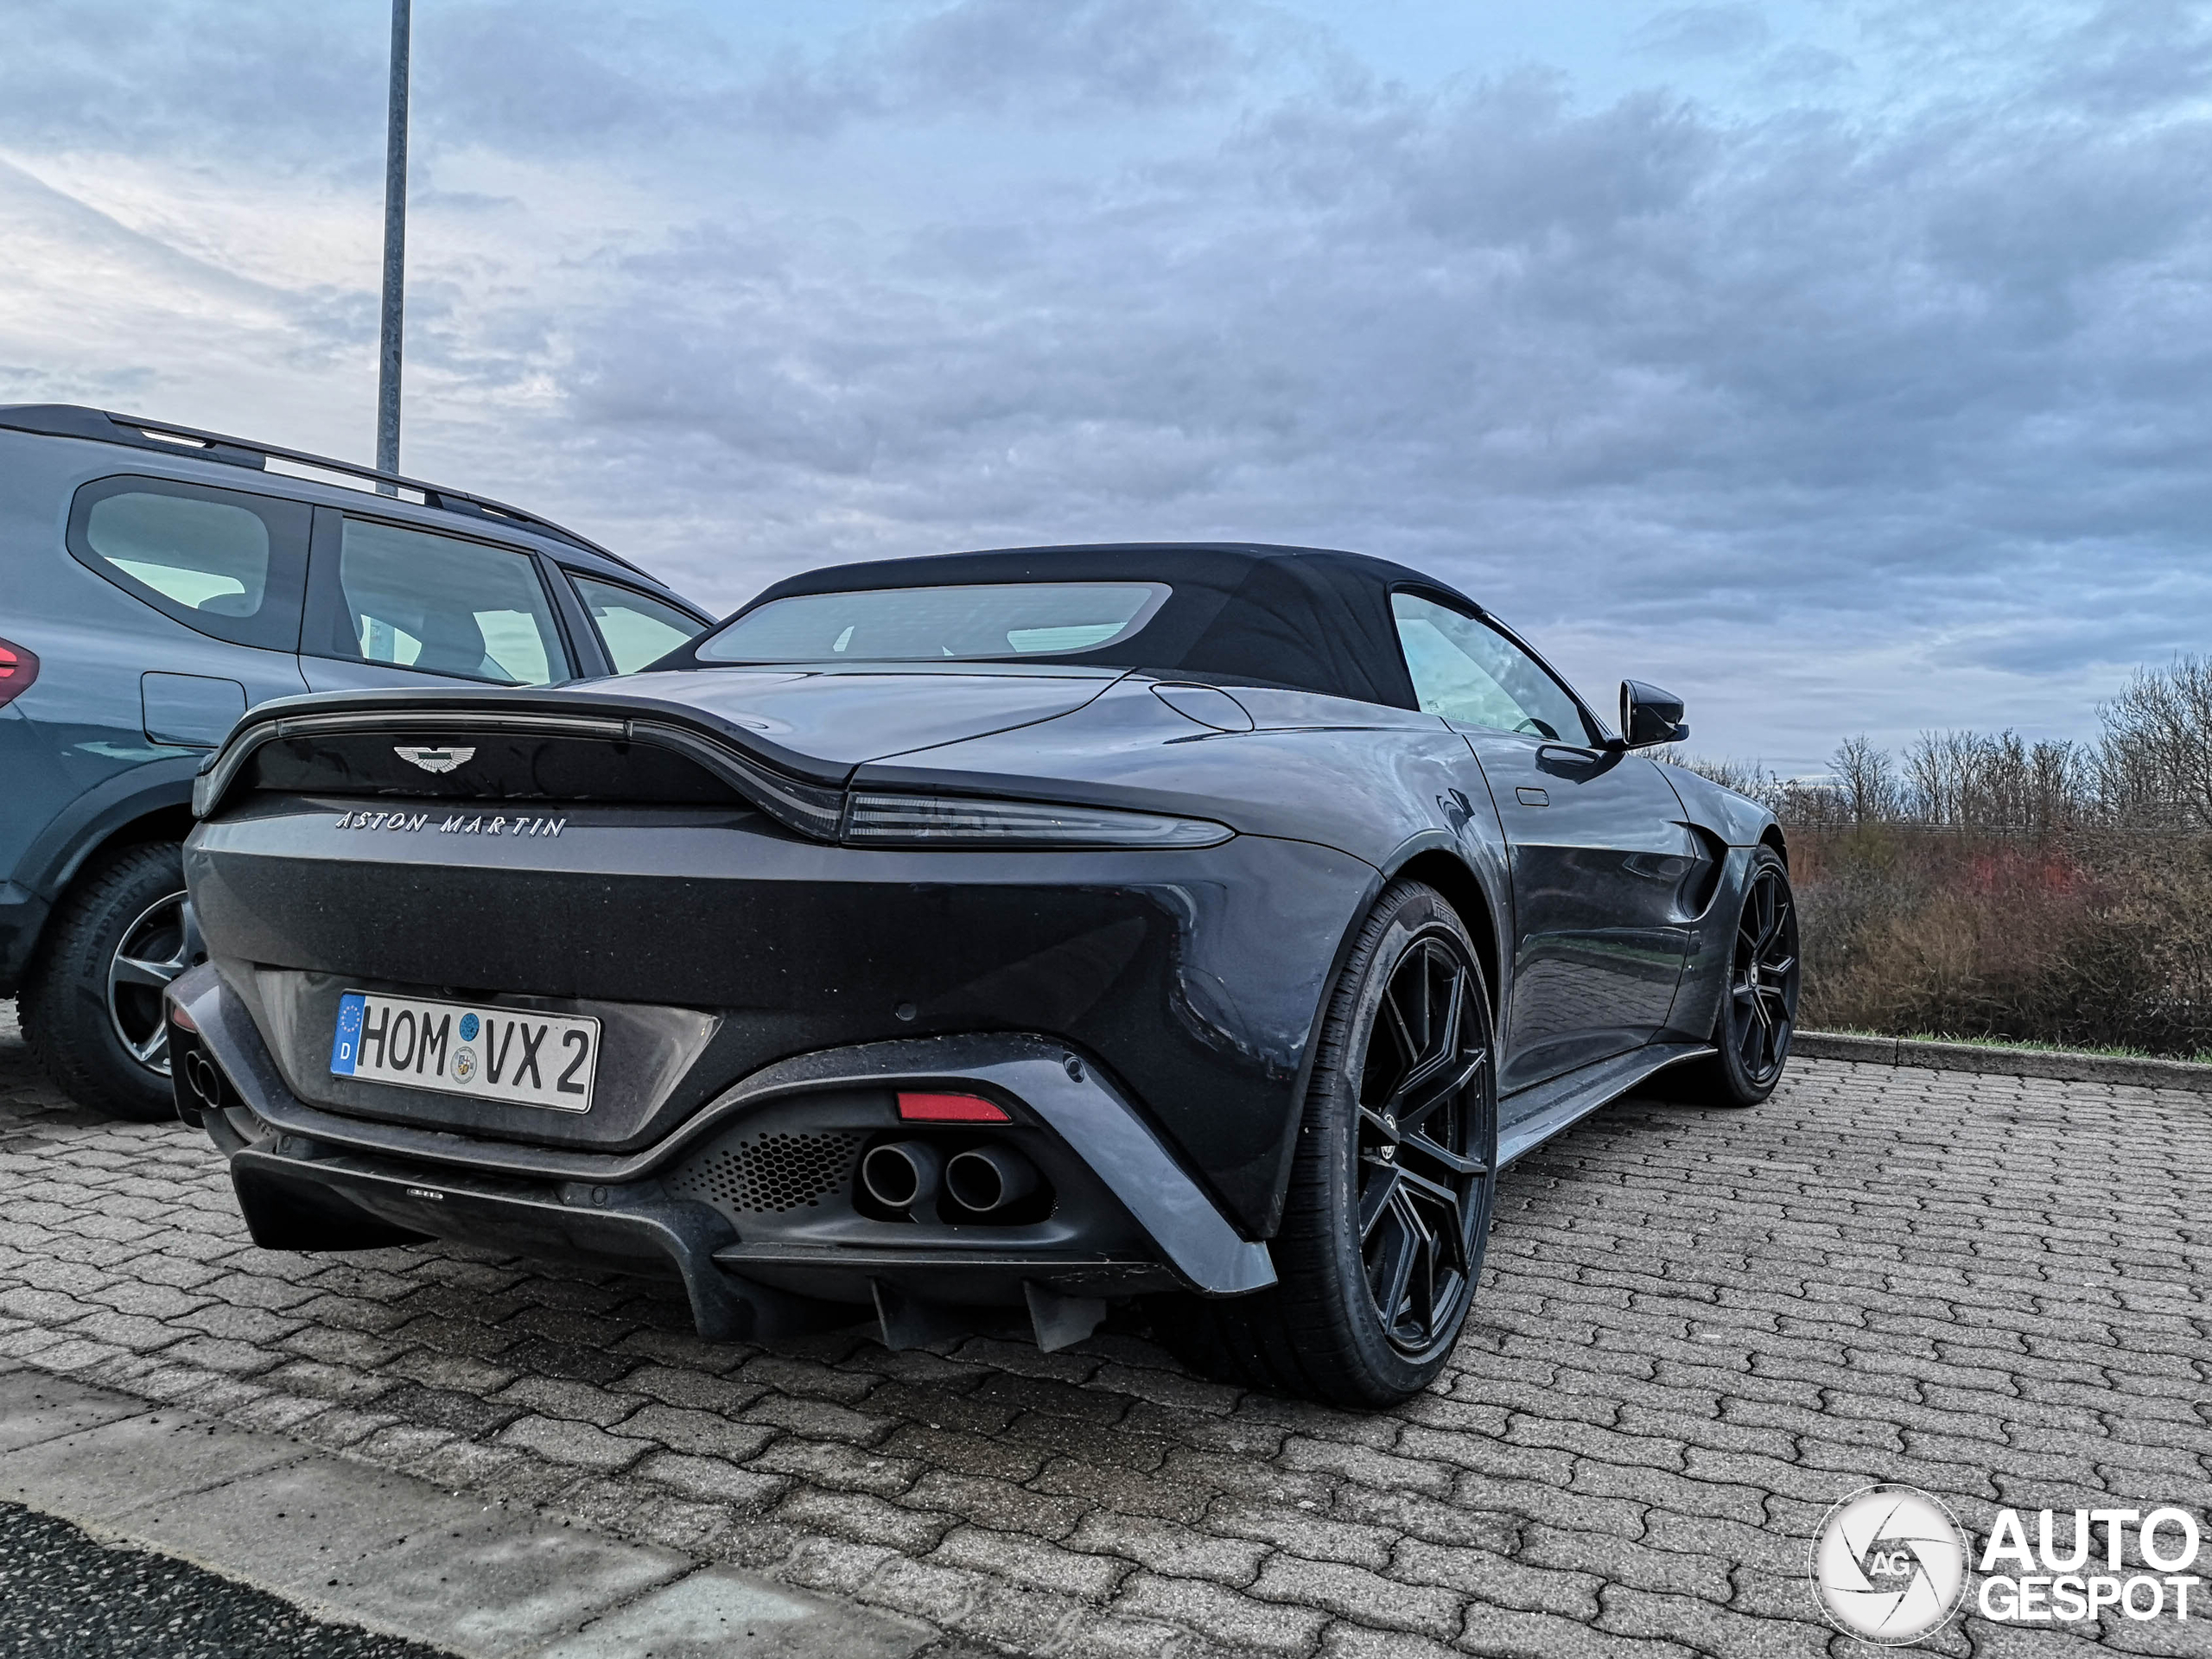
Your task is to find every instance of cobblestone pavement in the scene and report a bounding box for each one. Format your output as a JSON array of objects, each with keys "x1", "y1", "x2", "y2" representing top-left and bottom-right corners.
[{"x1": 3, "y1": 1001, "x2": 2208, "y2": 1659}]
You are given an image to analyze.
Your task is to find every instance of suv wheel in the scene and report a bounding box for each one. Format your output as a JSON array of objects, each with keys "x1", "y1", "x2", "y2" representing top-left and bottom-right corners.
[{"x1": 21, "y1": 842, "x2": 203, "y2": 1121}]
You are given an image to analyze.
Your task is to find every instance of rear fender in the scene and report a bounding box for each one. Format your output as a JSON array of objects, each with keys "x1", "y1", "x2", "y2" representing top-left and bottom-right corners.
[{"x1": 16, "y1": 757, "x2": 198, "y2": 900}]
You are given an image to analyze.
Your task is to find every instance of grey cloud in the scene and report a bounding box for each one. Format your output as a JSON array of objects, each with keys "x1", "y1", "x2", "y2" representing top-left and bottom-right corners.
[
  {"x1": 887, "y1": 0, "x2": 1255, "y2": 113},
  {"x1": 0, "y1": 0, "x2": 1272, "y2": 159},
  {"x1": 531, "y1": 24, "x2": 2212, "y2": 753},
  {"x1": 1630, "y1": 5, "x2": 1772, "y2": 60},
  {"x1": 0, "y1": 0, "x2": 385, "y2": 153}
]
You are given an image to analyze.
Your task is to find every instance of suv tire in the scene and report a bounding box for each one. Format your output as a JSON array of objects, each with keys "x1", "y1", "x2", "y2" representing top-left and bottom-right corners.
[{"x1": 21, "y1": 842, "x2": 196, "y2": 1122}]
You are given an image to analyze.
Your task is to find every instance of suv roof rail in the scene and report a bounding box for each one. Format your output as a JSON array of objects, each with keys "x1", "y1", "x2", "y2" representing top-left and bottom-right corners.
[{"x1": 0, "y1": 404, "x2": 657, "y2": 582}]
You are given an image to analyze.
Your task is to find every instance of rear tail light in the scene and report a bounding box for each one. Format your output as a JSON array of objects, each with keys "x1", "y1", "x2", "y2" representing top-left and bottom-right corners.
[
  {"x1": 0, "y1": 638, "x2": 37, "y2": 709},
  {"x1": 843, "y1": 791, "x2": 1232, "y2": 849}
]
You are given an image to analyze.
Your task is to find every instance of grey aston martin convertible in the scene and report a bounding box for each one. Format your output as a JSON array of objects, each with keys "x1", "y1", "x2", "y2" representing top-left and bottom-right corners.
[{"x1": 165, "y1": 543, "x2": 1797, "y2": 1406}]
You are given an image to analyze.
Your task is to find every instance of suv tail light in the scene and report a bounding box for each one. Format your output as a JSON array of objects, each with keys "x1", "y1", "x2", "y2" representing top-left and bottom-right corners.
[{"x1": 0, "y1": 638, "x2": 36, "y2": 709}]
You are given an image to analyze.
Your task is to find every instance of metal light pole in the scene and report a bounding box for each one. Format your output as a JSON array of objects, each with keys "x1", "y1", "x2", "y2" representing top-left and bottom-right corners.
[{"x1": 375, "y1": 0, "x2": 411, "y2": 484}]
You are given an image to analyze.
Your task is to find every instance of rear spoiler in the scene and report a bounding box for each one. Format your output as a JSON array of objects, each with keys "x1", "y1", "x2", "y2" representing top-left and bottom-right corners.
[{"x1": 194, "y1": 699, "x2": 846, "y2": 841}]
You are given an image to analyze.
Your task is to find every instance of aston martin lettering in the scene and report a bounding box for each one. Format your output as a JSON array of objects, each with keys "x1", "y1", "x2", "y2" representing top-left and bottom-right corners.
[
  {"x1": 395, "y1": 746, "x2": 475, "y2": 772},
  {"x1": 331, "y1": 810, "x2": 565, "y2": 836}
]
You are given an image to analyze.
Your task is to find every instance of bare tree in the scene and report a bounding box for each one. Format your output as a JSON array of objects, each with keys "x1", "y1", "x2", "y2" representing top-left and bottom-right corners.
[
  {"x1": 2099, "y1": 656, "x2": 2212, "y2": 830},
  {"x1": 1832, "y1": 734, "x2": 1899, "y2": 823}
]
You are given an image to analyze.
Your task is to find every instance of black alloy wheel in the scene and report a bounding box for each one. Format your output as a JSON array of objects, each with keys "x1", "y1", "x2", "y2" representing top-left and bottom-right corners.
[
  {"x1": 1156, "y1": 880, "x2": 1497, "y2": 1407},
  {"x1": 1727, "y1": 855, "x2": 1799, "y2": 1088},
  {"x1": 21, "y1": 842, "x2": 204, "y2": 1121},
  {"x1": 1355, "y1": 931, "x2": 1491, "y2": 1356},
  {"x1": 1662, "y1": 845, "x2": 1800, "y2": 1108}
]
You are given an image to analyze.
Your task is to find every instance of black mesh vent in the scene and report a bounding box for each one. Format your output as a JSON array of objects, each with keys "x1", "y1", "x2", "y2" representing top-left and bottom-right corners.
[{"x1": 669, "y1": 1130, "x2": 865, "y2": 1215}]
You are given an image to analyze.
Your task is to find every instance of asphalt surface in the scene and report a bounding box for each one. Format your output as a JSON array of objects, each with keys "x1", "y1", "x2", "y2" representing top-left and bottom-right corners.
[
  {"x1": 3, "y1": 996, "x2": 2209, "y2": 1657},
  {"x1": 0, "y1": 1497, "x2": 454, "y2": 1659}
]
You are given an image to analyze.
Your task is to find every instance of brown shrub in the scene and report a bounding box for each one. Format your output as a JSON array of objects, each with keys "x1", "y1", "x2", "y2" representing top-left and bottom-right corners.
[{"x1": 1793, "y1": 828, "x2": 2212, "y2": 1057}]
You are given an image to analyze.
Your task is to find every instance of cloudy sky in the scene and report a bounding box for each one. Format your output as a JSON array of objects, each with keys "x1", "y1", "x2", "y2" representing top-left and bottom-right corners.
[{"x1": 4, "y1": 0, "x2": 2208, "y2": 771}]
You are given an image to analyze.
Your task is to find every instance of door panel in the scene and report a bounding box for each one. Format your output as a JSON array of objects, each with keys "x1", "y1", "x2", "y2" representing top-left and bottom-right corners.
[
  {"x1": 1459, "y1": 732, "x2": 1698, "y2": 1093},
  {"x1": 1388, "y1": 590, "x2": 1699, "y2": 1100}
]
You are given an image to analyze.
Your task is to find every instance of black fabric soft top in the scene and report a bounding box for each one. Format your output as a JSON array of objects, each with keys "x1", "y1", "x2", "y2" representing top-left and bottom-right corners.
[{"x1": 671, "y1": 543, "x2": 1481, "y2": 710}]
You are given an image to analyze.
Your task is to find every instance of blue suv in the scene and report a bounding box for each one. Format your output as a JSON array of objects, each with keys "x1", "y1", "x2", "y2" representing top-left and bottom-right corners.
[{"x1": 0, "y1": 405, "x2": 711, "y2": 1119}]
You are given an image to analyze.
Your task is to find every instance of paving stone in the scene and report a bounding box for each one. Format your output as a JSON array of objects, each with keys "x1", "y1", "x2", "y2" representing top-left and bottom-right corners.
[
  {"x1": 493, "y1": 1374, "x2": 646, "y2": 1427},
  {"x1": 1116, "y1": 1571, "x2": 1332, "y2": 1656},
  {"x1": 901, "y1": 1469, "x2": 1088, "y2": 1537},
  {"x1": 633, "y1": 1450, "x2": 791, "y2": 1509},
  {"x1": 496, "y1": 1413, "x2": 652, "y2": 1471},
  {"x1": 931, "y1": 1524, "x2": 1133, "y2": 1599},
  {"x1": 616, "y1": 1363, "x2": 767, "y2": 1415},
  {"x1": 777, "y1": 1487, "x2": 956, "y2": 1554},
  {"x1": 755, "y1": 1436, "x2": 926, "y2": 1496},
  {"x1": 1249, "y1": 1554, "x2": 1463, "y2": 1639},
  {"x1": 1064, "y1": 1510, "x2": 1270, "y2": 1585}
]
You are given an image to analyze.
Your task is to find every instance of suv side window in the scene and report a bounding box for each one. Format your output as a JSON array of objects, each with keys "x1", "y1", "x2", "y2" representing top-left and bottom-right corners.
[
  {"x1": 1392, "y1": 592, "x2": 1596, "y2": 744},
  {"x1": 308, "y1": 516, "x2": 570, "y2": 686},
  {"x1": 569, "y1": 573, "x2": 706, "y2": 672},
  {"x1": 67, "y1": 476, "x2": 309, "y2": 652}
]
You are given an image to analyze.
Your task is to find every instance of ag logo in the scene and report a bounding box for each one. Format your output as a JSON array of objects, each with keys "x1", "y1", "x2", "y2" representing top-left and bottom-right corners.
[
  {"x1": 1811, "y1": 1484, "x2": 1969, "y2": 1645},
  {"x1": 395, "y1": 746, "x2": 475, "y2": 773}
]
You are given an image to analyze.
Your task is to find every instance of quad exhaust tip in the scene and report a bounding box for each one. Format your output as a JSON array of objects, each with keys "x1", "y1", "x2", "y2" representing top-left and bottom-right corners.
[
  {"x1": 859, "y1": 1140, "x2": 943, "y2": 1220},
  {"x1": 944, "y1": 1145, "x2": 1039, "y2": 1214},
  {"x1": 861, "y1": 1139, "x2": 1042, "y2": 1219}
]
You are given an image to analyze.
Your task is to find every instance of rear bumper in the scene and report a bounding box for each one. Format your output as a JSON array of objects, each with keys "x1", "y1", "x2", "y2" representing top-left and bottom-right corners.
[
  {"x1": 169, "y1": 963, "x2": 1274, "y2": 1346},
  {"x1": 183, "y1": 799, "x2": 1376, "y2": 1236}
]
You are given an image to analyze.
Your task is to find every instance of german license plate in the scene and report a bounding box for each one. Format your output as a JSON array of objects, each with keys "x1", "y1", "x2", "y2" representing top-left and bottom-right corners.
[{"x1": 329, "y1": 992, "x2": 598, "y2": 1113}]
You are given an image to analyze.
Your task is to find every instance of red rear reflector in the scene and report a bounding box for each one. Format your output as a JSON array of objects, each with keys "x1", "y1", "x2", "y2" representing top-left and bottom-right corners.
[
  {"x1": 0, "y1": 638, "x2": 37, "y2": 709},
  {"x1": 168, "y1": 1001, "x2": 198, "y2": 1032},
  {"x1": 897, "y1": 1091, "x2": 1009, "y2": 1123}
]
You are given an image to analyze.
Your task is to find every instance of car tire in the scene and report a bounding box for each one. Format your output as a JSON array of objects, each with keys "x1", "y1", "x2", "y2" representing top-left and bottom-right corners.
[
  {"x1": 1156, "y1": 880, "x2": 1498, "y2": 1408},
  {"x1": 1662, "y1": 845, "x2": 1800, "y2": 1108},
  {"x1": 20, "y1": 842, "x2": 199, "y2": 1122}
]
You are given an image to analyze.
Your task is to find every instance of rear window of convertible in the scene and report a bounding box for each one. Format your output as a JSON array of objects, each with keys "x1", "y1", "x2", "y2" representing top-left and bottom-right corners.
[{"x1": 696, "y1": 582, "x2": 1171, "y2": 663}]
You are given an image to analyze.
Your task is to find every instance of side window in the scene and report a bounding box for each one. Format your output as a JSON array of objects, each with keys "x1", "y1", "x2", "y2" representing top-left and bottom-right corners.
[
  {"x1": 569, "y1": 574, "x2": 705, "y2": 673},
  {"x1": 312, "y1": 517, "x2": 569, "y2": 686},
  {"x1": 1392, "y1": 593, "x2": 1593, "y2": 744},
  {"x1": 67, "y1": 478, "x2": 309, "y2": 652}
]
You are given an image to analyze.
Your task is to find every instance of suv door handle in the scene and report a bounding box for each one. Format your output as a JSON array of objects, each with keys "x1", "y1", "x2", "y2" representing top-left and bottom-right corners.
[{"x1": 1516, "y1": 786, "x2": 1549, "y2": 808}]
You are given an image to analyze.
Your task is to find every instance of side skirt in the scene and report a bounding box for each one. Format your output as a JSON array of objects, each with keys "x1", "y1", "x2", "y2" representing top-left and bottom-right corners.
[{"x1": 1497, "y1": 1042, "x2": 1713, "y2": 1167}]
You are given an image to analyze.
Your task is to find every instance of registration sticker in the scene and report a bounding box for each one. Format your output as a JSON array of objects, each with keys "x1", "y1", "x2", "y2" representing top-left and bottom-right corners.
[{"x1": 330, "y1": 991, "x2": 597, "y2": 1113}]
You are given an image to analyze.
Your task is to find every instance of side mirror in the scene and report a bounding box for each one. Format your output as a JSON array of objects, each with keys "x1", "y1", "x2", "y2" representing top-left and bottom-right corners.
[{"x1": 1619, "y1": 680, "x2": 1689, "y2": 748}]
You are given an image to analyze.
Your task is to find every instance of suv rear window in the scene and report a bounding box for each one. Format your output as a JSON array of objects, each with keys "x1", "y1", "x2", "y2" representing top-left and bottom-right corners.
[
  {"x1": 67, "y1": 477, "x2": 309, "y2": 652},
  {"x1": 696, "y1": 582, "x2": 1169, "y2": 663}
]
